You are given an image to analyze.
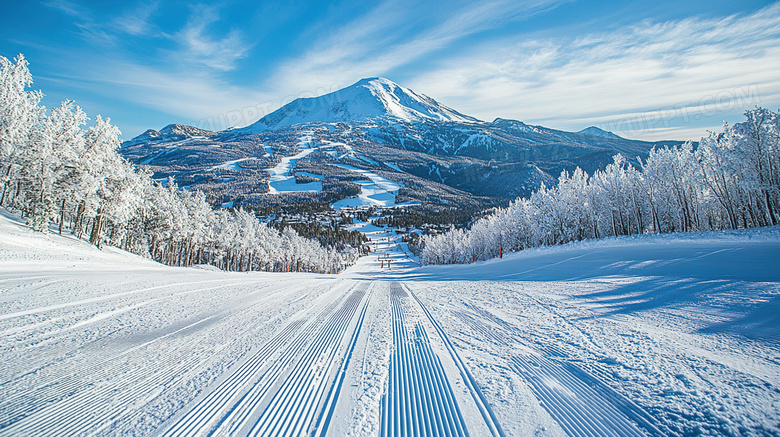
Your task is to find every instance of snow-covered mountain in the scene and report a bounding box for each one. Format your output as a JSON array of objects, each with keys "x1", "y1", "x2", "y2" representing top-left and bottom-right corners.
[
  {"x1": 122, "y1": 78, "x2": 686, "y2": 211},
  {"x1": 122, "y1": 123, "x2": 216, "y2": 147},
  {"x1": 243, "y1": 77, "x2": 480, "y2": 132},
  {"x1": 578, "y1": 126, "x2": 622, "y2": 139}
]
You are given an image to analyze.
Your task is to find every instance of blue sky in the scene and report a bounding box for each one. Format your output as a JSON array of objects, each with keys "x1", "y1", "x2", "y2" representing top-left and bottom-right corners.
[{"x1": 1, "y1": 0, "x2": 778, "y2": 141}]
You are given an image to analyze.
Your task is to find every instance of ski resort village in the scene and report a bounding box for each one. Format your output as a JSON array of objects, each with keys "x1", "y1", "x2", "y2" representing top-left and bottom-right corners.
[{"x1": 2, "y1": 1, "x2": 780, "y2": 436}]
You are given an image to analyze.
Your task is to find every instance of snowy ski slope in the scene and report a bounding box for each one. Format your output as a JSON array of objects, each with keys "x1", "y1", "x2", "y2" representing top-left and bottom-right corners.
[{"x1": 1, "y1": 210, "x2": 779, "y2": 435}]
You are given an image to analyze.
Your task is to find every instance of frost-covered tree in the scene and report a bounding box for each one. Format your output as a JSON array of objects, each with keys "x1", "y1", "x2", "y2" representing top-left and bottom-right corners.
[
  {"x1": 641, "y1": 143, "x2": 704, "y2": 233},
  {"x1": 0, "y1": 54, "x2": 44, "y2": 207},
  {"x1": 699, "y1": 109, "x2": 780, "y2": 228},
  {"x1": 422, "y1": 108, "x2": 780, "y2": 265},
  {"x1": 17, "y1": 101, "x2": 87, "y2": 231},
  {"x1": 0, "y1": 53, "x2": 356, "y2": 274}
]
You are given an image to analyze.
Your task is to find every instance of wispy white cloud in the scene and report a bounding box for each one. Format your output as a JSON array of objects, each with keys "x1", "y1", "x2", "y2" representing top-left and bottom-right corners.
[
  {"x1": 407, "y1": 3, "x2": 780, "y2": 140},
  {"x1": 38, "y1": 0, "x2": 780, "y2": 142},
  {"x1": 43, "y1": 1, "x2": 250, "y2": 72},
  {"x1": 37, "y1": 2, "x2": 268, "y2": 135},
  {"x1": 265, "y1": 0, "x2": 568, "y2": 95},
  {"x1": 113, "y1": 2, "x2": 159, "y2": 36},
  {"x1": 43, "y1": 0, "x2": 115, "y2": 43},
  {"x1": 78, "y1": 64, "x2": 268, "y2": 123},
  {"x1": 174, "y1": 5, "x2": 252, "y2": 71},
  {"x1": 43, "y1": 0, "x2": 84, "y2": 18},
  {"x1": 44, "y1": 0, "x2": 158, "y2": 45}
]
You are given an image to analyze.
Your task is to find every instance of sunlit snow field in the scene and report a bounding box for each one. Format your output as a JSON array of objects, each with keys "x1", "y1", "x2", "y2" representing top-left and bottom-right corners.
[
  {"x1": 259, "y1": 132, "x2": 410, "y2": 209},
  {"x1": 1, "y1": 209, "x2": 778, "y2": 436}
]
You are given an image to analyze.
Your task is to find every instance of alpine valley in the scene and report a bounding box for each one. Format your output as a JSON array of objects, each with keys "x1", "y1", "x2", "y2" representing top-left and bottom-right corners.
[{"x1": 120, "y1": 77, "x2": 684, "y2": 221}]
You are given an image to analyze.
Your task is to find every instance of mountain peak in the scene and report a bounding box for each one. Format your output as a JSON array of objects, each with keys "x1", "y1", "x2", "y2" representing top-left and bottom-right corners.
[
  {"x1": 353, "y1": 76, "x2": 387, "y2": 84},
  {"x1": 243, "y1": 78, "x2": 480, "y2": 132},
  {"x1": 159, "y1": 124, "x2": 215, "y2": 138},
  {"x1": 578, "y1": 126, "x2": 622, "y2": 139},
  {"x1": 122, "y1": 124, "x2": 215, "y2": 147}
]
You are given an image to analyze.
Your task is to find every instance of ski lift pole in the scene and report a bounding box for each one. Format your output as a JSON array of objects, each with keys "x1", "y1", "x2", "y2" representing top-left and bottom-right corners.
[{"x1": 499, "y1": 233, "x2": 503, "y2": 259}]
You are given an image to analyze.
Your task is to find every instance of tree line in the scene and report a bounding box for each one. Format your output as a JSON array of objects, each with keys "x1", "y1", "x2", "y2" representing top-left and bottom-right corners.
[
  {"x1": 278, "y1": 221, "x2": 368, "y2": 252},
  {"x1": 421, "y1": 108, "x2": 780, "y2": 265},
  {"x1": 0, "y1": 54, "x2": 357, "y2": 273}
]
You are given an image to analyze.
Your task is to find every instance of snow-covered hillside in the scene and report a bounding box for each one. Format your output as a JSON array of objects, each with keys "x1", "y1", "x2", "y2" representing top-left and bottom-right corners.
[
  {"x1": 242, "y1": 77, "x2": 480, "y2": 132},
  {"x1": 578, "y1": 126, "x2": 622, "y2": 139},
  {"x1": 122, "y1": 78, "x2": 684, "y2": 209},
  {"x1": 1, "y1": 210, "x2": 779, "y2": 435}
]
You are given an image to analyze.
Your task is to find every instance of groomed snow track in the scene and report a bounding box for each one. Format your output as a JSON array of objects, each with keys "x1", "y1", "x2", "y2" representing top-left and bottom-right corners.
[
  {"x1": 161, "y1": 281, "x2": 371, "y2": 437},
  {"x1": 410, "y1": 290, "x2": 506, "y2": 437},
  {"x1": 451, "y1": 301, "x2": 661, "y2": 437},
  {"x1": 0, "y1": 279, "x2": 272, "y2": 437},
  {"x1": 381, "y1": 283, "x2": 469, "y2": 436},
  {"x1": 3, "y1": 214, "x2": 779, "y2": 436},
  {"x1": 380, "y1": 282, "x2": 506, "y2": 437},
  {"x1": 510, "y1": 354, "x2": 656, "y2": 437}
]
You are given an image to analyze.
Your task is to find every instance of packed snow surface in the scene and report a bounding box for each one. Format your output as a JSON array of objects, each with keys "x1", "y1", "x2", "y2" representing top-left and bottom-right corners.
[
  {"x1": 260, "y1": 136, "x2": 401, "y2": 203},
  {"x1": 1, "y1": 209, "x2": 779, "y2": 436},
  {"x1": 265, "y1": 134, "x2": 322, "y2": 194},
  {"x1": 331, "y1": 164, "x2": 403, "y2": 210}
]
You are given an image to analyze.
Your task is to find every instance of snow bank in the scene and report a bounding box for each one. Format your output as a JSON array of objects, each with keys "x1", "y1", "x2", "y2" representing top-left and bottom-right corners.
[{"x1": 409, "y1": 227, "x2": 780, "y2": 283}]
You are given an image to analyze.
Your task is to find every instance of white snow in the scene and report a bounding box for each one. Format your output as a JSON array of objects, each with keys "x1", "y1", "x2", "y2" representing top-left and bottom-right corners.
[
  {"x1": 384, "y1": 162, "x2": 402, "y2": 172},
  {"x1": 296, "y1": 172, "x2": 323, "y2": 180},
  {"x1": 579, "y1": 126, "x2": 621, "y2": 139},
  {"x1": 396, "y1": 230, "x2": 780, "y2": 435},
  {"x1": 454, "y1": 133, "x2": 479, "y2": 154},
  {"x1": 211, "y1": 157, "x2": 256, "y2": 172},
  {"x1": 331, "y1": 164, "x2": 403, "y2": 210},
  {"x1": 1, "y1": 209, "x2": 779, "y2": 436},
  {"x1": 319, "y1": 139, "x2": 347, "y2": 150},
  {"x1": 242, "y1": 77, "x2": 481, "y2": 132},
  {"x1": 140, "y1": 145, "x2": 178, "y2": 165},
  {"x1": 264, "y1": 134, "x2": 322, "y2": 194},
  {"x1": 348, "y1": 154, "x2": 380, "y2": 167}
]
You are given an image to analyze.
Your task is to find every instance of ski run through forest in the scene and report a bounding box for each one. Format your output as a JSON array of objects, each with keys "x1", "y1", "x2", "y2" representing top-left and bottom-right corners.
[
  {"x1": 0, "y1": 55, "x2": 358, "y2": 274},
  {"x1": 1, "y1": 209, "x2": 779, "y2": 435},
  {"x1": 2, "y1": 53, "x2": 780, "y2": 436}
]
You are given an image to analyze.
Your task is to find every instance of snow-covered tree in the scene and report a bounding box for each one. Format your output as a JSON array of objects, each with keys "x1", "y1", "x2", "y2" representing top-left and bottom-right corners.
[
  {"x1": 422, "y1": 108, "x2": 780, "y2": 265},
  {"x1": 16, "y1": 101, "x2": 87, "y2": 231},
  {"x1": 0, "y1": 53, "x2": 356, "y2": 274},
  {"x1": 0, "y1": 54, "x2": 44, "y2": 207}
]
